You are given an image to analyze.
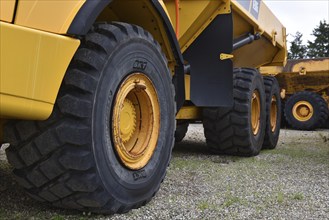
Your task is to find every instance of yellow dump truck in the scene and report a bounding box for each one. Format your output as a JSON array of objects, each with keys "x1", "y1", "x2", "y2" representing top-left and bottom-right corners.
[
  {"x1": 0, "y1": 0, "x2": 286, "y2": 213},
  {"x1": 261, "y1": 58, "x2": 329, "y2": 130}
]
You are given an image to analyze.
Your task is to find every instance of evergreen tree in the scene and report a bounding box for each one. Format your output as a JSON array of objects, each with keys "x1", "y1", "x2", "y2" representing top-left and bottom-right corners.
[
  {"x1": 288, "y1": 32, "x2": 307, "y2": 59},
  {"x1": 307, "y1": 20, "x2": 329, "y2": 58}
]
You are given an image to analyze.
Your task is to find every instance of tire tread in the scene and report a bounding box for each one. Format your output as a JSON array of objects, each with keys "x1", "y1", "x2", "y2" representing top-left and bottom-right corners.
[{"x1": 203, "y1": 68, "x2": 265, "y2": 156}]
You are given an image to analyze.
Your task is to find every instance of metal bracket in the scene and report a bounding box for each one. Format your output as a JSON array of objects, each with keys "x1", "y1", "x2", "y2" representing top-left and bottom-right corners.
[
  {"x1": 299, "y1": 67, "x2": 307, "y2": 75},
  {"x1": 220, "y1": 53, "x2": 234, "y2": 60},
  {"x1": 217, "y1": 1, "x2": 232, "y2": 14},
  {"x1": 271, "y1": 30, "x2": 277, "y2": 46},
  {"x1": 280, "y1": 89, "x2": 286, "y2": 99}
]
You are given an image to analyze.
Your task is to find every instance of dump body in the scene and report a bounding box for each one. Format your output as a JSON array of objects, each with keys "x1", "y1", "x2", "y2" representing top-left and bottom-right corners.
[
  {"x1": 261, "y1": 58, "x2": 329, "y2": 99},
  {"x1": 164, "y1": 0, "x2": 286, "y2": 67},
  {"x1": 231, "y1": 0, "x2": 286, "y2": 67},
  {"x1": 275, "y1": 58, "x2": 329, "y2": 98}
]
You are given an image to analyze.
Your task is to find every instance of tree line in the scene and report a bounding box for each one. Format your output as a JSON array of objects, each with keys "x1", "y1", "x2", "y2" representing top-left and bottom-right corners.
[{"x1": 288, "y1": 20, "x2": 329, "y2": 59}]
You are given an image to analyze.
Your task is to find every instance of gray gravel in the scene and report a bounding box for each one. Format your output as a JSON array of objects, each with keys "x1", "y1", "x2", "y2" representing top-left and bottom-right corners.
[{"x1": 0, "y1": 125, "x2": 328, "y2": 220}]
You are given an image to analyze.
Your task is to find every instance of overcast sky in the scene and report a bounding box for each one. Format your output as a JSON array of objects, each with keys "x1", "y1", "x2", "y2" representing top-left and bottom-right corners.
[{"x1": 263, "y1": 0, "x2": 329, "y2": 45}]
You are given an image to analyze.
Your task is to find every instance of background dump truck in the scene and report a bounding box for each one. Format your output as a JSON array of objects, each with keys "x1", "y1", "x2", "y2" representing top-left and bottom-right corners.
[
  {"x1": 261, "y1": 58, "x2": 329, "y2": 130},
  {"x1": 0, "y1": 0, "x2": 286, "y2": 214}
]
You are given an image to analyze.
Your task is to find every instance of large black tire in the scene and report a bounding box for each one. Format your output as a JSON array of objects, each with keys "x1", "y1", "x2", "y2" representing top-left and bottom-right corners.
[
  {"x1": 284, "y1": 91, "x2": 328, "y2": 130},
  {"x1": 262, "y1": 76, "x2": 281, "y2": 149},
  {"x1": 203, "y1": 68, "x2": 266, "y2": 156},
  {"x1": 175, "y1": 120, "x2": 189, "y2": 143},
  {"x1": 280, "y1": 100, "x2": 288, "y2": 128},
  {"x1": 4, "y1": 23, "x2": 175, "y2": 214},
  {"x1": 324, "y1": 118, "x2": 329, "y2": 129}
]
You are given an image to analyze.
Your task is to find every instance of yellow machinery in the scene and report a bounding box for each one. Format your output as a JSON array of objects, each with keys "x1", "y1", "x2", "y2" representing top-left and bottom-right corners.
[
  {"x1": 261, "y1": 58, "x2": 329, "y2": 130},
  {"x1": 0, "y1": 0, "x2": 286, "y2": 214}
]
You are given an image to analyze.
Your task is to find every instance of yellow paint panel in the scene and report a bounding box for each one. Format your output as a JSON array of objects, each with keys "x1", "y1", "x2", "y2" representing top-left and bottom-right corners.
[
  {"x1": 0, "y1": 22, "x2": 80, "y2": 119},
  {"x1": 257, "y1": 2, "x2": 285, "y2": 48},
  {"x1": 291, "y1": 59, "x2": 329, "y2": 73},
  {"x1": 259, "y1": 66, "x2": 284, "y2": 76},
  {"x1": 0, "y1": 94, "x2": 53, "y2": 120},
  {"x1": 15, "y1": 0, "x2": 85, "y2": 33},
  {"x1": 163, "y1": 0, "x2": 230, "y2": 52},
  {"x1": 184, "y1": 74, "x2": 190, "y2": 100},
  {"x1": 176, "y1": 106, "x2": 202, "y2": 120},
  {"x1": 0, "y1": 0, "x2": 16, "y2": 22},
  {"x1": 162, "y1": 0, "x2": 286, "y2": 67},
  {"x1": 232, "y1": 0, "x2": 286, "y2": 48},
  {"x1": 231, "y1": 0, "x2": 287, "y2": 67}
]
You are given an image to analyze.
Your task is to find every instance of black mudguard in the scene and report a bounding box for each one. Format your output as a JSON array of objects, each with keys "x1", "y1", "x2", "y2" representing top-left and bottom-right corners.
[{"x1": 183, "y1": 13, "x2": 234, "y2": 107}]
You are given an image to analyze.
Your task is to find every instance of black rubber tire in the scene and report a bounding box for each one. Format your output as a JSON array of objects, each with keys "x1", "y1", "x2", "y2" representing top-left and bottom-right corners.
[
  {"x1": 324, "y1": 118, "x2": 329, "y2": 129},
  {"x1": 3, "y1": 23, "x2": 175, "y2": 214},
  {"x1": 262, "y1": 76, "x2": 281, "y2": 149},
  {"x1": 280, "y1": 100, "x2": 288, "y2": 128},
  {"x1": 203, "y1": 68, "x2": 266, "y2": 156},
  {"x1": 174, "y1": 120, "x2": 189, "y2": 143},
  {"x1": 284, "y1": 91, "x2": 329, "y2": 130}
]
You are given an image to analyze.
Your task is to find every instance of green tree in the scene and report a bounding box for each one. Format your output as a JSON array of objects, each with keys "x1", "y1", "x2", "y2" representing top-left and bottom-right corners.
[
  {"x1": 288, "y1": 32, "x2": 307, "y2": 59},
  {"x1": 307, "y1": 20, "x2": 329, "y2": 58}
]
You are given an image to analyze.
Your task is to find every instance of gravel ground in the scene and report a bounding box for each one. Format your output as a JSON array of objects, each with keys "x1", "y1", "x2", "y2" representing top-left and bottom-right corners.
[{"x1": 0, "y1": 124, "x2": 328, "y2": 220}]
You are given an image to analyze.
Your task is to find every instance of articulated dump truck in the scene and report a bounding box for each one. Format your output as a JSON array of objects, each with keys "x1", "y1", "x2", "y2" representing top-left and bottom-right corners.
[
  {"x1": 261, "y1": 58, "x2": 329, "y2": 130},
  {"x1": 0, "y1": 0, "x2": 286, "y2": 214}
]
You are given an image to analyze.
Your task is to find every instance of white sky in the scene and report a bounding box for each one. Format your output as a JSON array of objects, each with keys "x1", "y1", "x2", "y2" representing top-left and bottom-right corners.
[{"x1": 263, "y1": 0, "x2": 329, "y2": 45}]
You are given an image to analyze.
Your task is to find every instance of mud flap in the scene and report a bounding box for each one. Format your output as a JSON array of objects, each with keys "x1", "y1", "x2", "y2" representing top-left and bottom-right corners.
[{"x1": 183, "y1": 13, "x2": 233, "y2": 107}]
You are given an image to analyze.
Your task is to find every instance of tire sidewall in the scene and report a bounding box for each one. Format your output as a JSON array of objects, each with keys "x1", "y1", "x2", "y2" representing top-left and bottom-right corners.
[
  {"x1": 92, "y1": 37, "x2": 174, "y2": 203},
  {"x1": 265, "y1": 78, "x2": 281, "y2": 148},
  {"x1": 248, "y1": 73, "x2": 266, "y2": 153}
]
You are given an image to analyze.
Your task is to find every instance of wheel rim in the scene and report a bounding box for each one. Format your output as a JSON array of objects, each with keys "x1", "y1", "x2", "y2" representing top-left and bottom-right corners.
[
  {"x1": 251, "y1": 90, "x2": 261, "y2": 136},
  {"x1": 270, "y1": 95, "x2": 278, "y2": 132},
  {"x1": 112, "y1": 73, "x2": 160, "y2": 170},
  {"x1": 292, "y1": 101, "x2": 313, "y2": 122}
]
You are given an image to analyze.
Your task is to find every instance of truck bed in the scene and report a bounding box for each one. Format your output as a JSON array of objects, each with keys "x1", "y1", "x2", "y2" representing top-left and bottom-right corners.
[
  {"x1": 232, "y1": 0, "x2": 287, "y2": 67},
  {"x1": 163, "y1": 0, "x2": 287, "y2": 68}
]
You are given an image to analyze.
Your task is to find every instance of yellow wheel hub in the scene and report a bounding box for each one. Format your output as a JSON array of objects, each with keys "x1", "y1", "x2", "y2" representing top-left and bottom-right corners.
[
  {"x1": 292, "y1": 101, "x2": 313, "y2": 122},
  {"x1": 251, "y1": 91, "x2": 261, "y2": 136},
  {"x1": 270, "y1": 95, "x2": 278, "y2": 132},
  {"x1": 112, "y1": 73, "x2": 160, "y2": 170},
  {"x1": 119, "y1": 99, "x2": 137, "y2": 143}
]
